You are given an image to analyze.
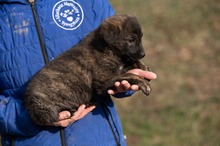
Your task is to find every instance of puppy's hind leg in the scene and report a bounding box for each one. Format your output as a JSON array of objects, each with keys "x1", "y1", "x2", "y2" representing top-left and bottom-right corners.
[
  {"x1": 25, "y1": 96, "x2": 59, "y2": 125},
  {"x1": 29, "y1": 105, "x2": 59, "y2": 125}
]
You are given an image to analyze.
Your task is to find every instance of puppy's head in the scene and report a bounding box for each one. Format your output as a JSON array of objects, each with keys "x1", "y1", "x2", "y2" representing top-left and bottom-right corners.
[{"x1": 100, "y1": 14, "x2": 145, "y2": 61}]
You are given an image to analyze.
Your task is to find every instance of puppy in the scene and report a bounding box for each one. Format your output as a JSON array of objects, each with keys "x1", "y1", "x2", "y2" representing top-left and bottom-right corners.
[{"x1": 24, "y1": 14, "x2": 151, "y2": 125}]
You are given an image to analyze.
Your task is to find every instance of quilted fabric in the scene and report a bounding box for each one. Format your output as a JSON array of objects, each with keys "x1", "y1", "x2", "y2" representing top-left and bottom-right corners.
[{"x1": 0, "y1": 0, "x2": 129, "y2": 145}]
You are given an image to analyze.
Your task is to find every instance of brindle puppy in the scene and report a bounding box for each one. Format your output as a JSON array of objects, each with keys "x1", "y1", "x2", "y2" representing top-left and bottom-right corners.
[{"x1": 24, "y1": 14, "x2": 151, "y2": 125}]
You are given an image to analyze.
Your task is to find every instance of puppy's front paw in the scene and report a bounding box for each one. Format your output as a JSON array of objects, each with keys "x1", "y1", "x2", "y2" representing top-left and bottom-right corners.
[{"x1": 138, "y1": 81, "x2": 151, "y2": 96}]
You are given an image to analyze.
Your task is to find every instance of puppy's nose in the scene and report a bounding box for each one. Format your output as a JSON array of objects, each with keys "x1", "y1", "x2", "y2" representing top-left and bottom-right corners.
[
  {"x1": 141, "y1": 52, "x2": 145, "y2": 58},
  {"x1": 140, "y1": 51, "x2": 145, "y2": 58}
]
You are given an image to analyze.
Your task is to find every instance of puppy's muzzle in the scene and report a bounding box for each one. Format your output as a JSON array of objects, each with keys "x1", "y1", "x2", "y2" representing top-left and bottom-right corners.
[{"x1": 129, "y1": 50, "x2": 145, "y2": 61}]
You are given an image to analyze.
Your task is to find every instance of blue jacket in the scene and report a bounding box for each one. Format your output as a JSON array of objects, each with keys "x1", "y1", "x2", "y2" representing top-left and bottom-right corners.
[{"x1": 0, "y1": 0, "x2": 134, "y2": 145}]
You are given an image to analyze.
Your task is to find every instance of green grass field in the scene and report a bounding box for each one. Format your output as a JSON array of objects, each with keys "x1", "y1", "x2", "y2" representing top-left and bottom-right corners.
[{"x1": 110, "y1": 0, "x2": 220, "y2": 145}]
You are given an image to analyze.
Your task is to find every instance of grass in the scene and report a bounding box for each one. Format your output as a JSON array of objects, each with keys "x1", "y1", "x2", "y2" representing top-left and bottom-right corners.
[{"x1": 110, "y1": 0, "x2": 220, "y2": 145}]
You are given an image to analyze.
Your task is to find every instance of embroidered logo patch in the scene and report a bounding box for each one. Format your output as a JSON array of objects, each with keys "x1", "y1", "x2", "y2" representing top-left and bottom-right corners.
[{"x1": 52, "y1": 0, "x2": 84, "y2": 30}]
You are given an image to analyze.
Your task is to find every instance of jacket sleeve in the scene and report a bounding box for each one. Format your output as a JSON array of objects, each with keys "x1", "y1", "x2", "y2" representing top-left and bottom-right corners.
[
  {"x1": 0, "y1": 95, "x2": 41, "y2": 136},
  {"x1": 113, "y1": 90, "x2": 136, "y2": 98}
]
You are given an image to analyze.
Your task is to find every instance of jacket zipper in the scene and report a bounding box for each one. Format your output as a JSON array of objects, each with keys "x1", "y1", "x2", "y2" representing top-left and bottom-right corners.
[
  {"x1": 101, "y1": 103, "x2": 121, "y2": 146},
  {"x1": 27, "y1": 1, "x2": 66, "y2": 146},
  {"x1": 27, "y1": 1, "x2": 120, "y2": 146},
  {"x1": 28, "y1": 0, "x2": 49, "y2": 64}
]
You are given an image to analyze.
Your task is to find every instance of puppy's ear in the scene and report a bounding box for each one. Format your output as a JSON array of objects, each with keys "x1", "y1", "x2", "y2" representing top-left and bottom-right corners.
[{"x1": 99, "y1": 23, "x2": 120, "y2": 45}]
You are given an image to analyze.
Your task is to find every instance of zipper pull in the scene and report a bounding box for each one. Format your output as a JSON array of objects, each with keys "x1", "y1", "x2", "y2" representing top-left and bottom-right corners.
[{"x1": 27, "y1": 0, "x2": 35, "y2": 4}]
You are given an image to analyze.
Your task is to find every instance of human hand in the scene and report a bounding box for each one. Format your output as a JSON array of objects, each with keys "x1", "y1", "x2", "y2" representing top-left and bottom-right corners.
[
  {"x1": 52, "y1": 104, "x2": 96, "y2": 127},
  {"x1": 107, "y1": 69, "x2": 157, "y2": 95}
]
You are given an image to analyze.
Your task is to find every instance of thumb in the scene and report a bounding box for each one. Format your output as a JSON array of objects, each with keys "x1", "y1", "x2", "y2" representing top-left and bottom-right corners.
[
  {"x1": 58, "y1": 111, "x2": 71, "y2": 120},
  {"x1": 127, "y1": 69, "x2": 157, "y2": 80}
]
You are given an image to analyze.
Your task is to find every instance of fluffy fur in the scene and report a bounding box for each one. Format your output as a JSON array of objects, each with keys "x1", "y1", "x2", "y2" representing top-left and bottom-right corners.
[{"x1": 24, "y1": 14, "x2": 151, "y2": 125}]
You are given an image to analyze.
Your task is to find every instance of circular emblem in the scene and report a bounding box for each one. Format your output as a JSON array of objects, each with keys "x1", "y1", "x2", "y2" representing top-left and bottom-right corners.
[{"x1": 52, "y1": 0, "x2": 84, "y2": 30}]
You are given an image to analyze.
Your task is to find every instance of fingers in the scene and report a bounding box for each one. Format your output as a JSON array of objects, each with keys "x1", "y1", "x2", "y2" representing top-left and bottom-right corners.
[
  {"x1": 75, "y1": 104, "x2": 96, "y2": 119},
  {"x1": 107, "y1": 89, "x2": 115, "y2": 95},
  {"x1": 107, "y1": 80, "x2": 139, "y2": 95},
  {"x1": 53, "y1": 117, "x2": 74, "y2": 127},
  {"x1": 107, "y1": 70, "x2": 156, "y2": 95},
  {"x1": 74, "y1": 104, "x2": 87, "y2": 118},
  {"x1": 52, "y1": 104, "x2": 96, "y2": 127},
  {"x1": 58, "y1": 111, "x2": 71, "y2": 121},
  {"x1": 127, "y1": 69, "x2": 157, "y2": 80},
  {"x1": 130, "y1": 84, "x2": 139, "y2": 91},
  {"x1": 52, "y1": 115, "x2": 75, "y2": 127},
  {"x1": 116, "y1": 80, "x2": 130, "y2": 92}
]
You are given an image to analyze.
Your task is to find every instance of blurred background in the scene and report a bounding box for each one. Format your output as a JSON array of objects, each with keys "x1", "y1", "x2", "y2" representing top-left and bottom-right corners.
[{"x1": 110, "y1": 0, "x2": 220, "y2": 146}]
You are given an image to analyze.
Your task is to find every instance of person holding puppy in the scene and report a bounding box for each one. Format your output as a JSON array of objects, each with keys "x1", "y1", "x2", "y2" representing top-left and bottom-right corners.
[{"x1": 0, "y1": 0, "x2": 157, "y2": 146}]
